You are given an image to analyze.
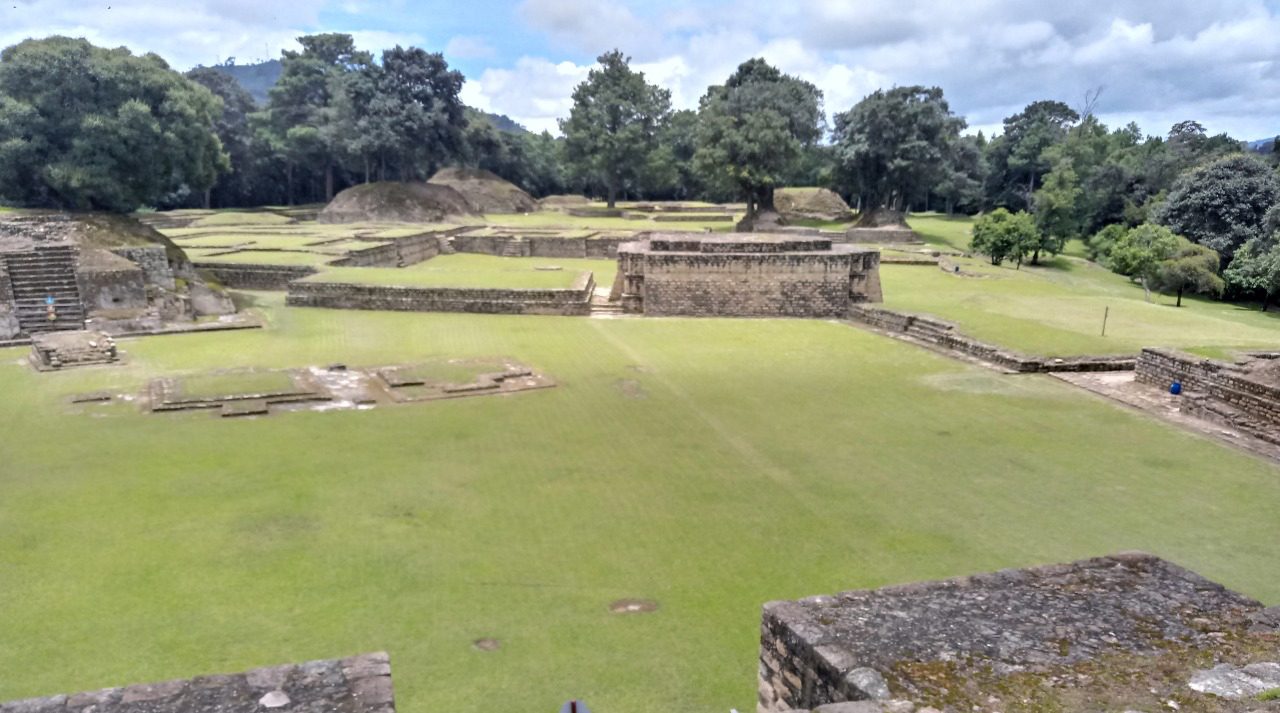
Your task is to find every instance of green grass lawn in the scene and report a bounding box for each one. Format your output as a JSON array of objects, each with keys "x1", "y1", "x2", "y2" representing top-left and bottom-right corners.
[
  {"x1": 191, "y1": 250, "x2": 336, "y2": 267},
  {"x1": 177, "y1": 370, "x2": 303, "y2": 399},
  {"x1": 883, "y1": 256, "x2": 1280, "y2": 356},
  {"x1": 192, "y1": 211, "x2": 294, "y2": 228},
  {"x1": 0, "y1": 294, "x2": 1277, "y2": 712},
  {"x1": 907, "y1": 212, "x2": 976, "y2": 251},
  {"x1": 303, "y1": 254, "x2": 610, "y2": 289}
]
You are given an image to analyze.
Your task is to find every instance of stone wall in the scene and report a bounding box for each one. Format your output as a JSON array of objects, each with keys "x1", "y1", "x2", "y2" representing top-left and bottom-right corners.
[
  {"x1": 450, "y1": 234, "x2": 632, "y2": 260},
  {"x1": 194, "y1": 263, "x2": 319, "y2": 290},
  {"x1": 845, "y1": 227, "x2": 922, "y2": 244},
  {"x1": 111, "y1": 246, "x2": 176, "y2": 290},
  {"x1": 77, "y1": 266, "x2": 148, "y2": 311},
  {"x1": 618, "y1": 235, "x2": 883, "y2": 318},
  {"x1": 286, "y1": 272, "x2": 595, "y2": 316},
  {"x1": 848, "y1": 304, "x2": 1135, "y2": 373},
  {"x1": 1136, "y1": 348, "x2": 1280, "y2": 437},
  {"x1": 328, "y1": 233, "x2": 444, "y2": 268},
  {"x1": 759, "y1": 553, "x2": 1272, "y2": 713}
]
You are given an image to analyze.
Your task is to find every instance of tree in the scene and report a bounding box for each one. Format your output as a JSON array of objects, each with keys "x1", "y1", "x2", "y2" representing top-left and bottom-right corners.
[
  {"x1": 1086, "y1": 223, "x2": 1128, "y2": 264},
  {"x1": 1225, "y1": 218, "x2": 1280, "y2": 310},
  {"x1": 1108, "y1": 223, "x2": 1183, "y2": 301},
  {"x1": 1154, "y1": 153, "x2": 1279, "y2": 264},
  {"x1": 693, "y1": 58, "x2": 823, "y2": 216},
  {"x1": 970, "y1": 208, "x2": 1039, "y2": 267},
  {"x1": 984, "y1": 100, "x2": 1078, "y2": 211},
  {"x1": 258, "y1": 33, "x2": 372, "y2": 203},
  {"x1": 0, "y1": 37, "x2": 227, "y2": 212},
  {"x1": 933, "y1": 133, "x2": 986, "y2": 215},
  {"x1": 186, "y1": 66, "x2": 258, "y2": 208},
  {"x1": 1152, "y1": 239, "x2": 1225, "y2": 306},
  {"x1": 1030, "y1": 159, "x2": 1081, "y2": 263},
  {"x1": 560, "y1": 50, "x2": 671, "y2": 207},
  {"x1": 832, "y1": 86, "x2": 965, "y2": 222}
]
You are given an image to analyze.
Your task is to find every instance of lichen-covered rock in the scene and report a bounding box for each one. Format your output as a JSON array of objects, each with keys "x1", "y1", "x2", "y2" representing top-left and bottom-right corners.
[{"x1": 1189, "y1": 663, "x2": 1280, "y2": 700}]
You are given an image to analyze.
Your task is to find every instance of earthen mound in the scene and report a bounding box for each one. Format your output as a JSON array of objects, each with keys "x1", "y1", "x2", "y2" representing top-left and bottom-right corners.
[
  {"x1": 776, "y1": 188, "x2": 853, "y2": 220},
  {"x1": 319, "y1": 182, "x2": 478, "y2": 224},
  {"x1": 428, "y1": 167, "x2": 538, "y2": 214}
]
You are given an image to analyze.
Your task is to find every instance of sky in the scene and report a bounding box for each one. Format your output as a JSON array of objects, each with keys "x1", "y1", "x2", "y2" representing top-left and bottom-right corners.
[{"x1": 2, "y1": 0, "x2": 1279, "y2": 140}]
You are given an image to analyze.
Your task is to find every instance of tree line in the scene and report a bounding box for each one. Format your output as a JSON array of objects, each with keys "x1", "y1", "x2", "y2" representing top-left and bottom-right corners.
[{"x1": 0, "y1": 35, "x2": 1276, "y2": 307}]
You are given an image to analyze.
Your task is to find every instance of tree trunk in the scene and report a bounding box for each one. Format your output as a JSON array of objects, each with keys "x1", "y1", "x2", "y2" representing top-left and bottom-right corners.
[
  {"x1": 286, "y1": 163, "x2": 295, "y2": 207},
  {"x1": 203, "y1": 188, "x2": 212, "y2": 210},
  {"x1": 1176, "y1": 286, "x2": 1184, "y2": 307},
  {"x1": 757, "y1": 184, "x2": 778, "y2": 212},
  {"x1": 606, "y1": 174, "x2": 618, "y2": 209},
  {"x1": 364, "y1": 157, "x2": 370, "y2": 184},
  {"x1": 325, "y1": 164, "x2": 335, "y2": 202},
  {"x1": 1262, "y1": 292, "x2": 1272, "y2": 312},
  {"x1": 1141, "y1": 277, "x2": 1151, "y2": 303},
  {"x1": 1032, "y1": 248, "x2": 1041, "y2": 265}
]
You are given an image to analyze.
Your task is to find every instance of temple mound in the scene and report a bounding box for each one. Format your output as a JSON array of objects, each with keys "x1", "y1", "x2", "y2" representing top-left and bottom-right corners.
[
  {"x1": 775, "y1": 188, "x2": 854, "y2": 221},
  {"x1": 318, "y1": 182, "x2": 478, "y2": 224},
  {"x1": 427, "y1": 167, "x2": 538, "y2": 214}
]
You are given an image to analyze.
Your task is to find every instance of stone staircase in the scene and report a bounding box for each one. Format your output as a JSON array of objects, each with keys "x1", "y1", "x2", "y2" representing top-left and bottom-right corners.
[
  {"x1": 2, "y1": 246, "x2": 86, "y2": 334},
  {"x1": 500, "y1": 236, "x2": 529, "y2": 257}
]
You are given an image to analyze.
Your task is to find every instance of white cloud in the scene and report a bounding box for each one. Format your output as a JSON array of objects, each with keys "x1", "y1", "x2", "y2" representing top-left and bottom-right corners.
[
  {"x1": 445, "y1": 35, "x2": 497, "y2": 60},
  {"x1": 465, "y1": 57, "x2": 591, "y2": 133}
]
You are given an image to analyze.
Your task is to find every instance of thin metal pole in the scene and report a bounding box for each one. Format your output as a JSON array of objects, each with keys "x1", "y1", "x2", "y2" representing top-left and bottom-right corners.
[{"x1": 1101, "y1": 306, "x2": 1109, "y2": 337}]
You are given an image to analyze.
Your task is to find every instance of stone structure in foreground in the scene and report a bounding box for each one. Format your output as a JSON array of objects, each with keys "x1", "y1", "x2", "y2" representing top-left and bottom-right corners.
[
  {"x1": 0, "y1": 652, "x2": 394, "y2": 713},
  {"x1": 616, "y1": 233, "x2": 882, "y2": 318},
  {"x1": 760, "y1": 553, "x2": 1280, "y2": 713}
]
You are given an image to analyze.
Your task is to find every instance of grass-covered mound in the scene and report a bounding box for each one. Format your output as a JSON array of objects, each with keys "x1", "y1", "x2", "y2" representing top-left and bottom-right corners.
[
  {"x1": 318, "y1": 182, "x2": 478, "y2": 224},
  {"x1": 775, "y1": 187, "x2": 853, "y2": 220},
  {"x1": 428, "y1": 167, "x2": 538, "y2": 214}
]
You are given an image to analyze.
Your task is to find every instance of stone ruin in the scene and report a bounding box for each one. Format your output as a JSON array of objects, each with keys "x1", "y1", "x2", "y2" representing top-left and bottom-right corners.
[
  {"x1": 29, "y1": 330, "x2": 119, "y2": 370},
  {"x1": 1137, "y1": 348, "x2": 1280, "y2": 447},
  {"x1": 0, "y1": 652, "x2": 394, "y2": 713},
  {"x1": 615, "y1": 233, "x2": 883, "y2": 318},
  {"x1": 0, "y1": 213, "x2": 236, "y2": 342},
  {"x1": 759, "y1": 552, "x2": 1280, "y2": 713}
]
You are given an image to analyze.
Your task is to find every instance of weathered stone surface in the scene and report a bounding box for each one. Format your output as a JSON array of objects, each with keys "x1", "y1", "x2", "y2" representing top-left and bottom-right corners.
[
  {"x1": 758, "y1": 554, "x2": 1274, "y2": 713},
  {"x1": 29, "y1": 330, "x2": 118, "y2": 370},
  {"x1": 1136, "y1": 348, "x2": 1280, "y2": 446},
  {"x1": 618, "y1": 233, "x2": 882, "y2": 318},
  {"x1": 0, "y1": 652, "x2": 395, "y2": 713},
  {"x1": 1189, "y1": 663, "x2": 1280, "y2": 699},
  {"x1": 286, "y1": 273, "x2": 595, "y2": 316}
]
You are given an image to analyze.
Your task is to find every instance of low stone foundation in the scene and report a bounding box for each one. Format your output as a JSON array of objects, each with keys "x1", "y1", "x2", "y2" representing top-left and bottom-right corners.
[
  {"x1": 29, "y1": 330, "x2": 118, "y2": 370},
  {"x1": 1136, "y1": 348, "x2": 1280, "y2": 443},
  {"x1": 848, "y1": 305, "x2": 1134, "y2": 373},
  {"x1": 328, "y1": 233, "x2": 446, "y2": 268},
  {"x1": 0, "y1": 652, "x2": 395, "y2": 713},
  {"x1": 285, "y1": 272, "x2": 595, "y2": 316},
  {"x1": 760, "y1": 553, "x2": 1278, "y2": 713},
  {"x1": 845, "y1": 227, "x2": 922, "y2": 244},
  {"x1": 194, "y1": 263, "x2": 318, "y2": 290}
]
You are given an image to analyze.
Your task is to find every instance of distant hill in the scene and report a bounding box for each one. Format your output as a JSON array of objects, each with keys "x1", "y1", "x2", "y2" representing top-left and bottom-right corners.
[
  {"x1": 1248, "y1": 137, "x2": 1277, "y2": 153},
  {"x1": 200, "y1": 60, "x2": 282, "y2": 105},
  {"x1": 202, "y1": 59, "x2": 528, "y2": 133}
]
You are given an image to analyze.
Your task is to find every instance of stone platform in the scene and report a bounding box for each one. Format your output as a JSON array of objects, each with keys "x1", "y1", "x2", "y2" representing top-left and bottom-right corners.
[
  {"x1": 760, "y1": 553, "x2": 1279, "y2": 713},
  {"x1": 29, "y1": 330, "x2": 118, "y2": 370},
  {"x1": 0, "y1": 652, "x2": 394, "y2": 713},
  {"x1": 616, "y1": 233, "x2": 882, "y2": 317}
]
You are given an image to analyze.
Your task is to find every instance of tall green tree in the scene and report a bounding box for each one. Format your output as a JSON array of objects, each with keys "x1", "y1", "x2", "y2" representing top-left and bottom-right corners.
[
  {"x1": 970, "y1": 208, "x2": 1039, "y2": 268},
  {"x1": 186, "y1": 66, "x2": 258, "y2": 208},
  {"x1": 1225, "y1": 237, "x2": 1280, "y2": 311},
  {"x1": 693, "y1": 58, "x2": 823, "y2": 216},
  {"x1": 984, "y1": 100, "x2": 1078, "y2": 211},
  {"x1": 1030, "y1": 158, "x2": 1081, "y2": 262},
  {"x1": 258, "y1": 33, "x2": 372, "y2": 203},
  {"x1": 560, "y1": 50, "x2": 671, "y2": 207},
  {"x1": 0, "y1": 37, "x2": 227, "y2": 212},
  {"x1": 1154, "y1": 153, "x2": 1279, "y2": 263},
  {"x1": 831, "y1": 86, "x2": 965, "y2": 223},
  {"x1": 1152, "y1": 239, "x2": 1225, "y2": 306},
  {"x1": 1108, "y1": 223, "x2": 1183, "y2": 301}
]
